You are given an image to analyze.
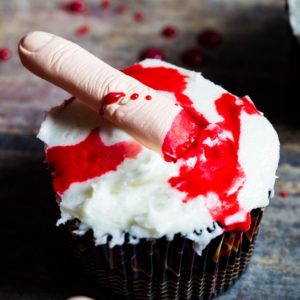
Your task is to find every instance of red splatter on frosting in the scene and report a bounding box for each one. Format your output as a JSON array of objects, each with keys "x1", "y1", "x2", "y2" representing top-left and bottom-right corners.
[
  {"x1": 169, "y1": 93, "x2": 258, "y2": 231},
  {"x1": 123, "y1": 64, "x2": 205, "y2": 121},
  {"x1": 123, "y1": 63, "x2": 260, "y2": 231},
  {"x1": 46, "y1": 129, "x2": 141, "y2": 195},
  {"x1": 123, "y1": 64, "x2": 188, "y2": 97}
]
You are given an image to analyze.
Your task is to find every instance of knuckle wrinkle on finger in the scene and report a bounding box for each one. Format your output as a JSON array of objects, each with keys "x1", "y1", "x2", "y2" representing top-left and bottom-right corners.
[{"x1": 47, "y1": 42, "x2": 78, "y2": 74}]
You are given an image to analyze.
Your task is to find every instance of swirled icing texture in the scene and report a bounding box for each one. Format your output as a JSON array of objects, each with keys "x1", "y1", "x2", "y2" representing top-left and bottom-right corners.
[{"x1": 38, "y1": 59, "x2": 279, "y2": 254}]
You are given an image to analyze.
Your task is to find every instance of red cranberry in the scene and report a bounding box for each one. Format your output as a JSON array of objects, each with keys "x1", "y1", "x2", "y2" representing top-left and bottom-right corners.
[
  {"x1": 100, "y1": 0, "x2": 111, "y2": 9},
  {"x1": 181, "y1": 47, "x2": 205, "y2": 67},
  {"x1": 161, "y1": 25, "x2": 178, "y2": 39},
  {"x1": 197, "y1": 29, "x2": 223, "y2": 48},
  {"x1": 279, "y1": 191, "x2": 288, "y2": 198},
  {"x1": 115, "y1": 4, "x2": 127, "y2": 14},
  {"x1": 75, "y1": 24, "x2": 90, "y2": 36},
  {"x1": 0, "y1": 48, "x2": 11, "y2": 61},
  {"x1": 133, "y1": 11, "x2": 144, "y2": 22},
  {"x1": 65, "y1": 0, "x2": 86, "y2": 13},
  {"x1": 139, "y1": 48, "x2": 166, "y2": 60}
]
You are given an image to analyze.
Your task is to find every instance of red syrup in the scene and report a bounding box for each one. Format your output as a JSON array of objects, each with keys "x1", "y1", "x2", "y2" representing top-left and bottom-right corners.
[
  {"x1": 162, "y1": 110, "x2": 201, "y2": 161},
  {"x1": 46, "y1": 129, "x2": 141, "y2": 195},
  {"x1": 99, "y1": 92, "x2": 125, "y2": 115},
  {"x1": 130, "y1": 93, "x2": 139, "y2": 100},
  {"x1": 145, "y1": 95, "x2": 152, "y2": 100},
  {"x1": 123, "y1": 64, "x2": 259, "y2": 231}
]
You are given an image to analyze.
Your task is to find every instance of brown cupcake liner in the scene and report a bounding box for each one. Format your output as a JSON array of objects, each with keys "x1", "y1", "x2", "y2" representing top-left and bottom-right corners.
[{"x1": 68, "y1": 208, "x2": 263, "y2": 299}]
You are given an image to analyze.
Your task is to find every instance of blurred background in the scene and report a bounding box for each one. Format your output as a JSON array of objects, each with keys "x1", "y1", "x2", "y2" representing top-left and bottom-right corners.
[{"x1": 0, "y1": 0, "x2": 300, "y2": 299}]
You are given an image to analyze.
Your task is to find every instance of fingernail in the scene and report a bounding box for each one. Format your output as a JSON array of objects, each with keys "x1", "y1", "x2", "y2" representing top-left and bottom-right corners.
[{"x1": 20, "y1": 31, "x2": 53, "y2": 52}]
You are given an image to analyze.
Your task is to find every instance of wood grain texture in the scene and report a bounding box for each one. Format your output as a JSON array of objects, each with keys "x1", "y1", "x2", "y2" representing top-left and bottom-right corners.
[{"x1": 0, "y1": 0, "x2": 295, "y2": 134}]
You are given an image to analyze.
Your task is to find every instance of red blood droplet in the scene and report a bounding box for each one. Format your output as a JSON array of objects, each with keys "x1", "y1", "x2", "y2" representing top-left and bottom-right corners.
[
  {"x1": 161, "y1": 25, "x2": 178, "y2": 39},
  {"x1": 197, "y1": 29, "x2": 223, "y2": 48},
  {"x1": 47, "y1": 128, "x2": 141, "y2": 195},
  {"x1": 99, "y1": 92, "x2": 126, "y2": 115},
  {"x1": 115, "y1": 3, "x2": 127, "y2": 14},
  {"x1": 162, "y1": 110, "x2": 201, "y2": 162},
  {"x1": 0, "y1": 48, "x2": 11, "y2": 61},
  {"x1": 133, "y1": 11, "x2": 144, "y2": 22},
  {"x1": 181, "y1": 47, "x2": 205, "y2": 67},
  {"x1": 130, "y1": 93, "x2": 139, "y2": 100},
  {"x1": 145, "y1": 95, "x2": 152, "y2": 100},
  {"x1": 103, "y1": 92, "x2": 126, "y2": 105},
  {"x1": 139, "y1": 48, "x2": 166, "y2": 60},
  {"x1": 64, "y1": 0, "x2": 86, "y2": 13},
  {"x1": 100, "y1": 0, "x2": 111, "y2": 9},
  {"x1": 75, "y1": 24, "x2": 90, "y2": 36},
  {"x1": 280, "y1": 191, "x2": 288, "y2": 198}
]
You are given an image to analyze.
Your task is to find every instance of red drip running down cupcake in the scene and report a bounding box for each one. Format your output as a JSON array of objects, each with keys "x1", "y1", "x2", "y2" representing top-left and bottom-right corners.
[{"x1": 19, "y1": 32, "x2": 280, "y2": 299}]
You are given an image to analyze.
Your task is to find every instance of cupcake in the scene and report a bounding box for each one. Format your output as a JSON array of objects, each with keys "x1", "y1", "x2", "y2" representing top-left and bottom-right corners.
[{"x1": 37, "y1": 59, "x2": 279, "y2": 299}]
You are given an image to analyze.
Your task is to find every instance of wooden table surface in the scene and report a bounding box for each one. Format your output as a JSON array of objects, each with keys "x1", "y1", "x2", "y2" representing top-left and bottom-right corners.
[{"x1": 1, "y1": 0, "x2": 300, "y2": 299}]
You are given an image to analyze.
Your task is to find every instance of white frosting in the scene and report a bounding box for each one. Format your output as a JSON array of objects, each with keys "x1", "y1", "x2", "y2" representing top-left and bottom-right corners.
[
  {"x1": 38, "y1": 59, "x2": 279, "y2": 255},
  {"x1": 58, "y1": 145, "x2": 222, "y2": 251},
  {"x1": 238, "y1": 112, "x2": 280, "y2": 212},
  {"x1": 289, "y1": 0, "x2": 300, "y2": 39},
  {"x1": 140, "y1": 59, "x2": 226, "y2": 123},
  {"x1": 38, "y1": 100, "x2": 133, "y2": 147}
]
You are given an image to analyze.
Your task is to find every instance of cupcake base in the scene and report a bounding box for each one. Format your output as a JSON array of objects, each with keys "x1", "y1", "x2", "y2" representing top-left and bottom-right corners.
[{"x1": 68, "y1": 209, "x2": 263, "y2": 299}]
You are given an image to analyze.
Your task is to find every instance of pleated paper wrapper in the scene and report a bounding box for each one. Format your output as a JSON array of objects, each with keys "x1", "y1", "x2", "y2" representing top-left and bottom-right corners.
[{"x1": 68, "y1": 208, "x2": 263, "y2": 299}]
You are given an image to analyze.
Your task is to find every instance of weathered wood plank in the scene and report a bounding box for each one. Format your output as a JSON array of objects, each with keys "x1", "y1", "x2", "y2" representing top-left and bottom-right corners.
[{"x1": 0, "y1": 0, "x2": 294, "y2": 134}]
